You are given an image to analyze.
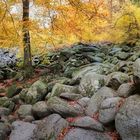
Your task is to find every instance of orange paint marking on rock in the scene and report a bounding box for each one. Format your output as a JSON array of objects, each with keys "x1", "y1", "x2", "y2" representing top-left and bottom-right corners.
[
  {"x1": 92, "y1": 112, "x2": 99, "y2": 121},
  {"x1": 107, "y1": 131, "x2": 120, "y2": 140},
  {"x1": 57, "y1": 126, "x2": 73, "y2": 140},
  {"x1": 116, "y1": 98, "x2": 126, "y2": 111}
]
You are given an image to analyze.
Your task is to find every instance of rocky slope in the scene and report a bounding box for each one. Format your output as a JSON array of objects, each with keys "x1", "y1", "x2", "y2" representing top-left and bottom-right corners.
[{"x1": 0, "y1": 42, "x2": 140, "y2": 140}]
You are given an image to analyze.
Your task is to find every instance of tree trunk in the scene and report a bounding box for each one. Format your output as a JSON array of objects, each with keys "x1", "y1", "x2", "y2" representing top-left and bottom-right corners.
[{"x1": 22, "y1": 0, "x2": 32, "y2": 71}]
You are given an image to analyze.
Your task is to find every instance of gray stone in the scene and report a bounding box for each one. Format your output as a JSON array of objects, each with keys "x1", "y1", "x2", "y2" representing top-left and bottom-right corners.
[
  {"x1": 9, "y1": 121, "x2": 37, "y2": 140},
  {"x1": 23, "y1": 115, "x2": 35, "y2": 122},
  {"x1": 60, "y1": 92, "x2": 83, "y2": 100},
  {"x1": 0, "y1": 107, "x2": 10, "y2": 116},
  {"x1": 0, "y1": 97, "x2": 9, "y2": 106},
  {"x1": 32, "y1": 101, "x2": 50, "y2": 119},
  {"x1": 70, "y1": 116, "x2": 104, "y2": 132},
  {"x1": 51, "y1": 83, "x2": 79, "y2": 97},
  {"x1": 36, "y1": 114, "x2": 68, "y2": 140},
  {"x1": 64, "y1": 128, "x2": 111, "y2": 140},
  {"x1": 106, "y1": 72, "x2": 130, "y2": 90},
  {"x1": 17, "y1": 105, "x2": 32, "y2": 118},
  {"x1": 47, "y1": 97, "x2": 84, "y2": 117},
  {"x1": 19, "y1": 80, "x2": 47, "y2": 104},
  {"x1": 0, "y1": 122, "x2": 11, "y2": 140},
  {"x1": 117, "y1": 83, "x2": 134, "y2": 97},
  {"x1": 86, "y1": 87, "x2": 115, "y2": 117},
  {"x1": 79, "y1": 73, "x2": 106, "y2": 97},
  {"x1": 133, "y1": 58, "x2": 140, "y2": 78},
  {"x1": 77, "y1": 97, "x2": 90, "y2": 108},
  {"x1": 115, "y1": 95, "x2": 140, "y2": 140},
  {"x1": 99, "y1": 97, "x2": 123, "y2": 124},
  {"x1": 72, "y1": 64, "x2": 105, "y2": 80},
  {"x1": 116, "y1": 52, "x2": 130, "y2": 60},
  {"x1": 2, "y1": 100, "x2": 15, "y2": 113}
]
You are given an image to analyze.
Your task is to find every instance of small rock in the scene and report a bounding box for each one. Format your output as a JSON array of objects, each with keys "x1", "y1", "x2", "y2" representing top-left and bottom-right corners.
[
  {"x1": 117, "y1": 83, "x2": 134, "y2": 97},
  {"x1": 32, "y1": 101, "x2": 50, "y2": 119},
  {"x1": 17, "y1": 105, "x2": 32, "y2": 118}
]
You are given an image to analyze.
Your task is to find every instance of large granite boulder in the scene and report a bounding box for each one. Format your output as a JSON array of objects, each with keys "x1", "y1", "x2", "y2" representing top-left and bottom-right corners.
[
  {"x1": 86, "y1": 87, "x2": 115, "y2": 117},
  {"x1": 79, "y1": 73, "x2": 106, "y2": 97},
  {"x1": 20, "y1": 80, "x2": 47, "y2": 104},
  {"x1": 106, "y1": 72, "x2": 130, "y2": 90},
  {"x1": 47, "y1": 97, "x2": 84, "y2": 117},
  {"x1": 117, "y1": 83, "x2": 134, "y2": 97},
  {"x1": 64, "y1": 128, "x2": 112, "y2": 140},
  {"x1": 9, "y1": 121, "x2": 37, "y2": 140},
  {"x1": 99, "y1": 97, "x2": 123, "y2": 124},
  {"x1": 36, "y1": 114, "x2": 68, "y2": 140},
  {"x1": 115, "y1": 95, "x2": 140, "y2": 140},
  {"x1": 32, "y1": 101, "x2": 50, "y2": 119},
  {"x1": 133, "y1": 58, "x2": 140, "y2": 78},
  {"x1": 50, "y1": 83, "x2": 79, "y2": 97}
]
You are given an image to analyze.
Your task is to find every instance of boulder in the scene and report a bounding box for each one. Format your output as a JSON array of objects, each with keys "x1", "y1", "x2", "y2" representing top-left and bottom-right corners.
[
  {"x1": 72, "y1": 64, "x2": 105, "y2": 80},
  {"x1": 133, "y1": 58, "x2": 140, "y2": 78},
  {"x1": 115, "y1": 95, "x2": 140, "y2": 140},
  {"x1": 0, "y1": 122, "x2": 11, "y2": 140},
  {"x1": 32, "y1": 101, "x2": 50, "y2": 119},
  {"x1": 117, "y1": 83, "x2": 134, "y2": 97},
  {"x1": 0, "y1": 107, "x2": 10, "y2": 116},
  {"x1": 64, "y1": 128, "x2": 112, "y2": 140},
  {"x1": 116, "y1": 52, "x2": 130, "y2": 60},
  {"x1": 99, "y1": 97, "x2": 123, "y2": 124},
  {"x1": 79, "y1": 73, "x2": 106, "y2": 97},
  {"x1": 77, "y1": 97, "x2": 90, "y2": 108},
  {"x1": 60, "y1": 92, "x2": 83, "y2": 100},
  {"x1": 6, "y1": 85, "x2": 22, "y2": 98},
  {"x1": 106, "y1": 72, "x2": 130, "y2": 90},
  {"x1": 9, "y1": 121, "x2": 37, "y2": 140},
  {"x1": 17, "y1": 105, "x2": 32, "y2": 118},
  {"x1": 20, "y1": 80, "x2": 47, "y2": 104},
  {"x1": 86, "y1": 87, "x2": 115, "y2": 117},
  {"x1": 70, "y1": 116, "x2": 104, "y2": 132},
  {"x1": 47, "y1": 97, "x2": 84, "y2": 117},
  {"x1": 50, "y1": 83, "x2": 79, "y2": 97},
  {"x1": 36, "y1": 114, "x2": 68, "y2": 140}
]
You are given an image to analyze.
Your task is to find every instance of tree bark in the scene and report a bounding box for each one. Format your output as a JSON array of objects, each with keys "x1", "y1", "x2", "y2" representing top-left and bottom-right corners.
[{"x1": 22, "y1": 0, "x2": 32, "y2": 70}]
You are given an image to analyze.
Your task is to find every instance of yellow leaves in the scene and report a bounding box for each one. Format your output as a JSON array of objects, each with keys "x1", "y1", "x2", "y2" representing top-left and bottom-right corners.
[{"x1": 1, "y1": 0, "x2": 140, "y2": 54}]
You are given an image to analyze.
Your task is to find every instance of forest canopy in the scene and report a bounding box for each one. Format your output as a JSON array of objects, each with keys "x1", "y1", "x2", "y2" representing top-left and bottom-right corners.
[{"x1": 0, "y1": 0, "x2": 140, "y2": 55}]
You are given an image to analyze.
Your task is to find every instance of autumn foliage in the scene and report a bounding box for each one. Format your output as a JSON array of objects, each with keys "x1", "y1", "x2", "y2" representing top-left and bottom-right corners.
[{"x1": 0, "y1": 0, "x2": 140, "y2": 54}]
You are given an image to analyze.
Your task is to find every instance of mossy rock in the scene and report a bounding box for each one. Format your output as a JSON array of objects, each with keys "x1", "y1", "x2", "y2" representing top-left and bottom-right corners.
[{"x1": 6, "y1": 84, "x2": 18, "y2": 98}]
